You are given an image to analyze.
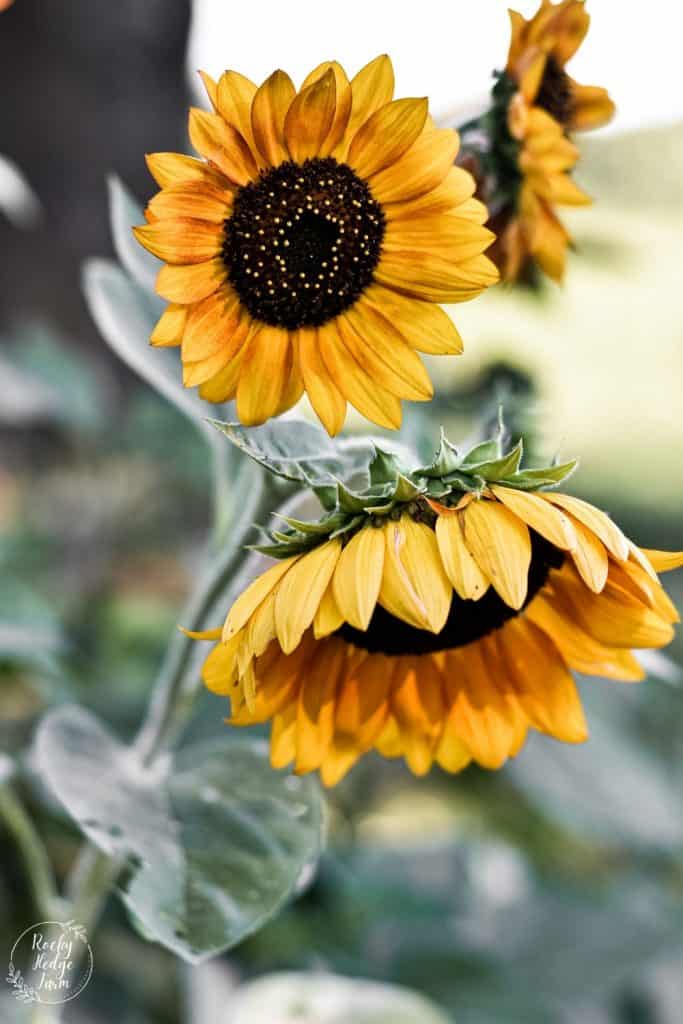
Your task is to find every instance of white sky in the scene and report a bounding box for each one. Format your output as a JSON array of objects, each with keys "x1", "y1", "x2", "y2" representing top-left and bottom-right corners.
[{"x1": 188, "y1": 0, "x2": 682, "y2": 135}]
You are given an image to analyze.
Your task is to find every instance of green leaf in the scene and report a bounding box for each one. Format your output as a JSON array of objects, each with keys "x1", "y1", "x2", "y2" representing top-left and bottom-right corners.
[
  {"x1": 107, "y1": 176, "x2": 159, "y2": 294},
  {"x1": 232, "y1": 972, "x2": 452, "y2": 1024},
  {"x1": 34, "y1": 706, "x2": 324, "y2": 962},
  {"x1": 82, "y1": 260, "x2": 216, "y2": 444},
  {"x1": 212, "y1": 419, "x2": 378, "y2": 489}
]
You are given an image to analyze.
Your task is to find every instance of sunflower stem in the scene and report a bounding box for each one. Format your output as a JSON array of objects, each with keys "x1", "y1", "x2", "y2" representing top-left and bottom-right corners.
[{"x1": 0, "y1": 769, "x2": 59, "y2": 920}]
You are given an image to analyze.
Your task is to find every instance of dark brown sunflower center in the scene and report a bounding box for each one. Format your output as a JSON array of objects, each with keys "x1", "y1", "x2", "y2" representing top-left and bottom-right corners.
[
  {"x1": 223, "y1": 157, "x2": 385, "y2": 330},
  {"x1": 535, "y1": 56, "x2": 575, "y2": 126},
  {"x1": 338, "y1": 532, "x2": 564, "y2": 656}
]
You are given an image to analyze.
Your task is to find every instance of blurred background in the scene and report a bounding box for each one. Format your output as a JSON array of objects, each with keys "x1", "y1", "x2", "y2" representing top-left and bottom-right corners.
[{"x1": 1, "y1": 1, "x2": 682, "y2": 1022}]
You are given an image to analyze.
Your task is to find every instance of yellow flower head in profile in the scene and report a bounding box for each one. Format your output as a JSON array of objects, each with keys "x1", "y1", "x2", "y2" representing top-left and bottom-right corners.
[
  {"x1": 464, "y1": 0, "x2": 615, "y2": 283},
  {"x1": 192, "y1": 426, "x2": 682, "y2": 786},
  {"x1": 133, "y1": 56, "x2": 498, "y2": 434}
]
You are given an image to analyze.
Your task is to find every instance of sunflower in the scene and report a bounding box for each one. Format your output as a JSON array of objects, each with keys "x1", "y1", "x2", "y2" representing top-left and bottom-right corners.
[
  {"x1": 461, "y1": 0, "x2": 615, "y2": 283},
  {"x1": 133, "y1": 56, "x2": 498, "y2": 434},
  {"x1": 192, "y1": 429, "x2": 682, "y2": 786}
]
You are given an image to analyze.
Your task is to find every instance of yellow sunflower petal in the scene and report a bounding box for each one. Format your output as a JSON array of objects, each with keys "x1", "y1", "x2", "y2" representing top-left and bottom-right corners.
[
  {"x1": 568, "y1": 82, "x2": 615, "y2": 132},
  {"x1": 368, "y1": 127, "x2": 460, "y2": 204},
  {"x1": 197, "y1": 330, "x2": 249, "y2": 403},
  {"x1": 542, "y1": 493, "x2": 629, "y2": 560},
  {"x1": 223, "y1": 556, "x2": 300, "y2": 641},
  {"x1": 333, "y1": 652, "x2": 393, "y2": 751},
  {"x1": 295, "y1": 327, "x2": 347, "y2": 436},
  {"x1": 461, "y1": 499, "x2": 531, "y2": 610},
  {"x1": 156, "y1": 258, "x2": 227, "y2": 304},
  {"x1": 202, "y1": 633, "x2": 242, "y2": 695},
  {"x1": 640, "y1": 549, "x2": 683, "y2": 573},
  {"x1": 274, "y1": 539, "x2": 342, "y2": 654},
  {"x1": 133, "y1": 219, "x2": 223, "y2": 265},
  {"x1": 188, "y1": 107, "x2": 258, "y2": 186},
  {"x1": 318, "y1": 322, "x2": 402, "y2": 430},
  {"x1": 270, "y1": 699, "x2": 298, "y2": 769},
  {"x1": 363, "y1": 284, "x2": 463, "y2": 356},
  {"x1": 313, "y1": 583, "x2": 345, "y2": 639},
  {"x1": 435, "y1": 512, "x2": 490, "y2": 600},
  {"x1": 566, "y1": 514, "x2": 609, "y2": 593},
  {"x1": 345, "y1": 54, "x2": 395, "y2": 144},
  {"x1": 150, "y1": 304, "x2": 187, "y2": 347},
  {"x1": 236, "y1": 324, "x2": 292, "y2": 426},
  {"x1": 332, "y1": 525, "x2": 385, "y2": 630},
  {"x1": 383, "y1": 214, "x2": 495, "y2": 263},
  {"x1": 250, "y1": 69, "x2": 296, "y2": 166},
  {"x1": 348, "y1": 97, "x2": 428, "y2": 180},
  {"x1": 379, "y1": 516, "x2": 452, "y2": 632},
  {"x1": 182, "y1": 346, "x2": 231, "y2": 387},
  {"x1": 491, "y1": 485, "x2": 577, "y2": 550},
  {"x1": 284, "y1": 69, "x2": 337, "y2": 163}
]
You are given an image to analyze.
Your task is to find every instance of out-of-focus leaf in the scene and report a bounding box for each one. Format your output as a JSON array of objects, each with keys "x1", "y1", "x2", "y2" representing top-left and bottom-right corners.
[
  {"x1": 82, "y1": 259, "x2": 216, "y2": 443},
  {"x1": 108, "y1": 175, "x2": 159, "y2": 294},
  {"x1": 34, "y1": 706, "x2": 324, "y2": 962},
  {"x1": 212, "y1": 419, "x2": 413, "y2": 491},
  {"x1": 507, "y1": 683, "x2": 683, "y2": 849},
  {"x1": 231, "y1": 972, "x2": 452, "y2": 1024},
  {"x1": 0, "y1": 154, "x2": 41, "y2": 229}
]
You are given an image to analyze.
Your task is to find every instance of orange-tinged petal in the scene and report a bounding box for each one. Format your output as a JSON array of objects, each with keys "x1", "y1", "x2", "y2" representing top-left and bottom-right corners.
[
  {"x1": 198, "y1": 345, "x2": 246, "y2": 403},
  {"x1": 340, "y1": 303, "x2": 433, "y2": 401},
  {"x1": 270, "y1": 699, "x2": 298, "y2": 769},
  {"x1": 391, "y1": 656, "x2": 445, "y2": 775},
  {"x1": 435, "y1": 512, "x2": 490, "y2": 600},
  {"x1": 145, "y1": 152, "x2": 227, "y2": 190},
  {"x1": 181, "y1": 288, "x2": 242, "y2": 361},
  {"x1": 368, "y1": 127, "x2": 460, "y2": 204},
  {"x1": 567, "y1": 514, "x2": 609, "y2": 593},
  {"x1": 332, "y1": 525, "x2": 385, "y2": 630},
  {"x1": 146, "y1": 182, "x2": 233, "y2": 223},
  {"x1": 363, "y1": 284, "x2": 463, "y2": 356},
  {"x1": 318, "y1": 322, "x2": 402, "y2": 430},
  {"x1": 301, "y1": 60, "x2": 352, "y2": 157},
  {"x1": 568, "y1": 81, "x2": 615, "y2": 131},
  {"x1": 284, "y1": 69, "x2": 337, "y2": 162},
  {"x1": 384, "y1": 165, "x2": 476, "y2": 222},
  {"x1": 215, "y1": 70, "x2": 258, "y2": 148},
  {"x1": 251, "y1": 69, "x2": 296, "y2": 166},
  {"x1": 526, "y1": 589, "x2": 645, "y2": 681},
  {"x1": 313, "y1": 583, "x2": 345, "y2": 639},
  {"x1": 236, "y1": 324, "x2": 292, "y2": 426},
  {"x1": 150, "y1": 303, "x2": 187, "y2": 347},
  {"x1": 274, "y1": 539, "x2": 342, "y2": 654},
  {"x1": 295, "y1": 638, "x2": 345, "y2": 772},
  {"x1": 296, "y1": 327, "x2": 347, "y2": 436},
  {"x1": 461, "y1": 499, "x2": 531, "y2": 610},
  {"x1": 188, "y1": 107, "x2": 258, "y2": 186},
  {"x1": 495, "y1": 619, "x2": 588, "y2": 742},
  {"x1": 202, "y1": 633, "x2": 242, "y2": 695},
  {"x1": 442, "y1": 645, "x2": 515, "y2": 770},
  {"x1": 375, "y1": 250, "x2": 499, "y2": 304},
  {"x1": 379, "y1": 517, "x2": 451, "y2": 632},
  {"x1": 134, "y1": 219, "x2": 223, "y2": 265},
  {"x1": 156, "y1": 257, "x2": 227, "y2": 304},
  {"x1": 348, "y1": 98, "x2": 428, "y2": 179},
  {"x1": 182, "y1": 346, "x2": 231, "y2": 387}
]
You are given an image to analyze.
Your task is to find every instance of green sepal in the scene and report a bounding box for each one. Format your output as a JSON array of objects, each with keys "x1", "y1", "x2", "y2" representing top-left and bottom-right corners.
[
  {"x1": 279, "y1": 512, "x2": 347, "y2": 536},
  {"x1": 441, "y1": 470, "x2": 487, "y2": 493},
  {"x1": 369, "y1": 447, "x2": 402, "y2": 486},
  {"x1": 464, "y1": 439, "x2": 523, "y2": 481},
  {"x1": 329, "y1": 514, "x2": 366, "y2": 539},
  {"x1": 460, "y1": 438, "x2": 501, "y2": 466},
  {"x1": 394, "y1": 473, "x2": 425, "y2": 502},
  {"x1": 498, "y1": 458, "x2": 579, "y2": 491},
  {"x1": 415, "y1": 428, "x2": 462, "y2": 478}
]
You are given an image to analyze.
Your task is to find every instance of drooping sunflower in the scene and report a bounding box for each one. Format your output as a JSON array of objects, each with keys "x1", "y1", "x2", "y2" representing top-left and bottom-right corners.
[
  {"x1": 461, "y1": 0, "x2": 615, "y2": 283},
  {"x1": 133, "y1": 56, "x2": 498, "y2": 434},
  {"x1": 191, "y1": 427, "x2": 682, "y2": 786}
]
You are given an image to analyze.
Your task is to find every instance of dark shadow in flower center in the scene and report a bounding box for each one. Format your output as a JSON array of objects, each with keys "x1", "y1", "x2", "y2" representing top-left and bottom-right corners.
[
  {"x1": 338, "y1": 532, "x2": 564, "y2": 655},
  {"x1": 223, "y1": 157, "x2": 385, "y2": 330},
  {"x1": 535, "y1": 56, "x2": 575, "y2": 126}
]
